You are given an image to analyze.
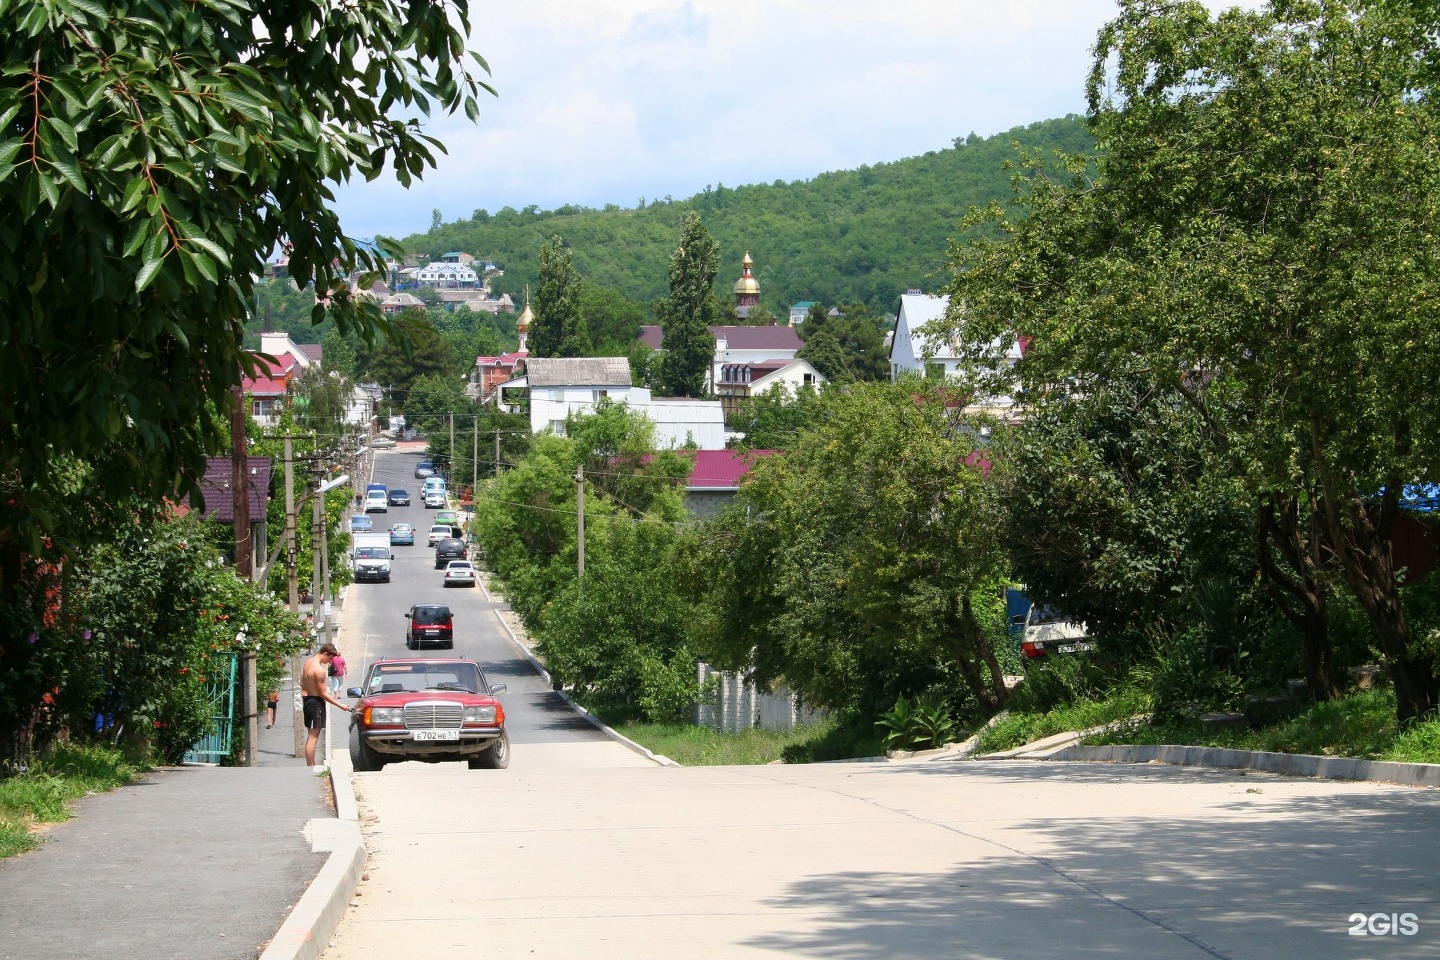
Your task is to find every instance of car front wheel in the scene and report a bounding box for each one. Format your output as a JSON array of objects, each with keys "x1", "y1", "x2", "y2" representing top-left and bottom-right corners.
[
  {"x1": 468, "y1": 732, "x2": 510, "y2": 769},
  {"x1": 350, "y1": 724, "x2": 385, "y2": 772}
]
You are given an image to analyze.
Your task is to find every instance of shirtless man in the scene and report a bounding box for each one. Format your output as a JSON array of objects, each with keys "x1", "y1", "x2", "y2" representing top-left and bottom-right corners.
[{"x1": 302, "y1": 643, "x2": 353, "y2": 766}]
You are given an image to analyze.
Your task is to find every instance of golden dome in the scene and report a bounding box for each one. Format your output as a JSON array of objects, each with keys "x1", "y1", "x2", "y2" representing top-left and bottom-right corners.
[
  {"x1": 517, "y1": 286, "x2": 533, "y2": 331},
  {"x1": 733, "y1": 250, "x2": 760, "y2": 296}
]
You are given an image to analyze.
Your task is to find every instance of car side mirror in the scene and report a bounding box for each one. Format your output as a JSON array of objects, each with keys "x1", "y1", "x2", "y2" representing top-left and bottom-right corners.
[
  {"x1": 346, "y1": 686, "x2": 363, "y2": 698},
  {"x1": 1010, "y1": 615, "x2": 1027, "y2": 625},
  {"x1": 404, "y1": 612, "x2": 412, "y2": 619},
  {"x1": 489, "y1": 683, "x2": 507, "y2": 696}
]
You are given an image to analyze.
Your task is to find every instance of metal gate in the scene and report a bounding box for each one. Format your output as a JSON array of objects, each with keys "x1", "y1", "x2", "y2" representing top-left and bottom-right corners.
[{"x1": 184, "y1": 653, "x2": 238, "y2": 764}]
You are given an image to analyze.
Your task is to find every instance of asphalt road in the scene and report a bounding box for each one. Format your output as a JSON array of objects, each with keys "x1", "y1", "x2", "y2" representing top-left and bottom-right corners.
[
  {"x1": 335, "y1": 448, "x2": 623, "y2": 753},
  {"x1": 323, "y1": 452, "x2": 1440, "y2": 960}
]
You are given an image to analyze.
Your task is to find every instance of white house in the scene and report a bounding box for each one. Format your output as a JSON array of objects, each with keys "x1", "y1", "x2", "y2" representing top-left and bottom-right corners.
[
  {"x1": 415, "y1": 262, "x2": 479, "y2": 288},
  {"x1": 639, "y1": 324, "x2": 805, "y2": 394},
  {"x1": 889, "y1": 291, "x2": 1023, "y2": 413},
  {"x1": 714, "y1": 358, "x2": 825, "y2": 420},
  {"x1": 499, "y1": 357, "x2": 726, "y2": 449}
]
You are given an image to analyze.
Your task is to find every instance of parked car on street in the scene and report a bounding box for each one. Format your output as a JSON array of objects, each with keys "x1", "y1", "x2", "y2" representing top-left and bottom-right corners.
[
  {"x1": 434, "y1": 509, "x2": 460, "y2": 526},
  {"x1": 414, "y1": 459, "x2": 436, "y2": 479},
  {"x1": 388, "y1": 488, "x2": 411, "y2": 506},
  {"x1": 443, "y1": 560, "x2": 478, "y2": 588},
  {"x1": 350, "y1": 514, "x2": 373, "y2": 532},
  {"x1": 368, "y1": 435, "x2": 397, "y2": 448},
  {"x1": 347, "y1": 656, "x2": 509, "y2": 771},
  {"x1": 427, "y1": 524, "x2": 453, "y2": 547},
  {"x1": 404, "y1": 603, "x2": 454, "y2": 649},
  {"x1": 434, "y1": 537, "x2": 467, "y2": 568},
  {"x1": 389, "y1": 523, "x2": 415, "y2": 546}
]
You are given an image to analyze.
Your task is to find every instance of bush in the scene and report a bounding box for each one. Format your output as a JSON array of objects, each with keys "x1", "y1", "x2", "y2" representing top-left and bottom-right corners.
[
  {"x1": 1008, "y1": 654, "x2": 1112, "y2": 714},
  {"x1": 876, "y1": 692, "x2": 957, "y2": 752},
  {"x1": 1145, "y1": 628, "x2": 1244, "y2": 723},
  {"x1": 637, "y1": 648, "x2": 701, "y2": 725}
]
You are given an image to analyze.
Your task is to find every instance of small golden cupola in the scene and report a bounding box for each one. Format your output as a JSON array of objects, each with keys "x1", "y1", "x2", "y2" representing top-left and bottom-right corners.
[
  {"x1": 733, "y1": 250, "x2": 760, "y2": 319},
  {"x1": 516, "y1": 285, "x2": 533, "y2": 352}
]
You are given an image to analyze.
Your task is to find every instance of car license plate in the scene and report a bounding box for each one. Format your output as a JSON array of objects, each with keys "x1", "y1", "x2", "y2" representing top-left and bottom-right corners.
[
  {"x1": 1057, "y1": 642, "x2": 1094, "y2": 654},
  {"x1": 412, "y1": 729, "x2": 460, "y2": 741}
]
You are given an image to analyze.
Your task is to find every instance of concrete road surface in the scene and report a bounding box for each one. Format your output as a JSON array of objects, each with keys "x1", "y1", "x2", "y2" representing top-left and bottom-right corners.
[{"x1": 325, "y1": 452, "x2": 1440, "y2": 959}]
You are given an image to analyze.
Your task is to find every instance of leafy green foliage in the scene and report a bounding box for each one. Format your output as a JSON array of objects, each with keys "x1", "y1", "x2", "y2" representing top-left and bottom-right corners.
[
  {"x1": 531, "y1": 236, "x2": 590, "y2": 358},
  {"x1": 657, "y1": 215, "x2": 719, "y2": 398},
  {"x1": 688, "y1": 380, "x2": 1012, "y2": 718},
  {"x1": 0, "y1": 0, "x2": 491, "y2": 553},
  {"x1": 943, "y1": 0, "x2": 1440, "y2": 724},
  {"x1": 0, "y1": 743, "x2": 144, "y2": 859},
  {"x1": 417, "y1": 118, "x2": 1092, "y2": 316}
]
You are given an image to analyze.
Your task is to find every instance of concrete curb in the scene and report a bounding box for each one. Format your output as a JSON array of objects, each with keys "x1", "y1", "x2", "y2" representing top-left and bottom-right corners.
[
  {"x1": 260, "y1": 600, "x2": 367, "y2": 960},
  {"x1": 479, "y1": 577, "x2": 677, "y2": 768},
  {"x1": 1043, "y1": 743, "x2": 1440, "y2": 788}
]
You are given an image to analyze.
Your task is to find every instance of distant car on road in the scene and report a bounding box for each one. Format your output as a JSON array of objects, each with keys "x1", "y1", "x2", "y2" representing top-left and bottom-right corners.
[
  {"x1": 346, "y1": 657, "x2": 509, "y2": 771},
  {"x1": 364, "y1": 490, "x2": 388, "y2": 513},
  {"x1": 434, "y1": 509, "x2": 459, "y2": 526},
  {"x1": 434, "y1": 537, "x2": 467, "y2": 568},
  {"x1": 388, "y1": 488, "x2": 411, "y2": 506},
  {"x1": 424, "y1": 490, "x2": 447, "y2": 509},
  {"x1": 369, "y1": 435, "x2": 397, "y2": 448},
  {"x1": 427, "y1": 524, "x2": 453, "y2": 547},
  {"x1": 443, "y1": 560, "x2": 478, "y2": 588},
  {"x1": 350, "y1": 514, "x2": 373, "y2": 532},
  {"x1": 404, "y1": 603, "x2": 454, "y2": 649},
  {"x1": 414, "y1": 459, "x2": 436, "y2": 479},
  {"x1": 389, "y1": 523, "x2": 415, "y2": 546}
]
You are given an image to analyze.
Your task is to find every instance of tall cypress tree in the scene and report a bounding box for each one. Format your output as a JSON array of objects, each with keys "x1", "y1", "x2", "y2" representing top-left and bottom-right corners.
[
  {"x1": 658, "y1": 215, "x2": 718, "y2": 397},
  {"x1": 530, "y1": 235, "x2": 590, "y2": 358}
]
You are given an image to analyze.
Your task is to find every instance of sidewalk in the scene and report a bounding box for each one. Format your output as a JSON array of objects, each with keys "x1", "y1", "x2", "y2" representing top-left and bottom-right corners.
[{"x1": 0, "y1": 713, "x2": 331, "y2": 960}]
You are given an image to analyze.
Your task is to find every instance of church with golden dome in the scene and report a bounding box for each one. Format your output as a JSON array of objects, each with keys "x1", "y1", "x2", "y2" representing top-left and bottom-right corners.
[{"x1": 733, "y1": 251, "x2": 760, "y2": 320}]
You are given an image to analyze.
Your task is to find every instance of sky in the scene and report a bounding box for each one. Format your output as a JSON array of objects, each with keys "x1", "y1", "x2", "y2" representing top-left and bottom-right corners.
[{"x1": 332, "y1": 1, "x2": 1253, "y2": 241}]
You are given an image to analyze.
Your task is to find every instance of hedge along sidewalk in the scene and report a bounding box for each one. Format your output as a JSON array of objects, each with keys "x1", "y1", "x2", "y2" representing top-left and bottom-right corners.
[{"x1": 1017, "y1": 742, "x2": 1440, "y2": 788}]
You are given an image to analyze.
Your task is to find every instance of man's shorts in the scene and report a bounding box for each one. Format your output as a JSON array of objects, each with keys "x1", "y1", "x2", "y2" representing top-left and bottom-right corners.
[{"x1": 303, "y1": 695, "x2": 326, "y2": 731}]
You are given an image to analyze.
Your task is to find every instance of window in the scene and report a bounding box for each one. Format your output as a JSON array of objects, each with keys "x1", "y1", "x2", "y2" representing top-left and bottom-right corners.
[
  {"x1": 803, "y1": 373, "x2": 814, "y2": 385},
  {"x1": 592, "y1": 389, "x2": 609, "y2": 401},
  {"x1": 925, "y1": 362, "x2": 945, "y2": 381},
  {"x1": 549, "y1": 420, "x2": 566, "y2": 436}
]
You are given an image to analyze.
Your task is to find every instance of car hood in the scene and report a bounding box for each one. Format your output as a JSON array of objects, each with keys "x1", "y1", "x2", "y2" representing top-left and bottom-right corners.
[{"x1": 360, "y1": 691, "x2": 500, "y2": 707}]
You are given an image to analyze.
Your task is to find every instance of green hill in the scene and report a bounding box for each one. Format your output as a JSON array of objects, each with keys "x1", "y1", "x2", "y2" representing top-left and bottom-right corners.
[{"x1": 413, "y1": 116, "x2": 1091, "y2": 314}]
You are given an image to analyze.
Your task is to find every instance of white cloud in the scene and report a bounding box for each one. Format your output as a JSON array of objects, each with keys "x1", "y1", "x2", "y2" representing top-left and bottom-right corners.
[{"x1": 334, "y1": 0, "x2": 1261, "y2": 239}]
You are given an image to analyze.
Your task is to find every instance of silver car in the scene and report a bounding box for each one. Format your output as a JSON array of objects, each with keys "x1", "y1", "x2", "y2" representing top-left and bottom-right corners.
[{"x1": 443, "y1": 560, "x2": 478, "y2": 588}]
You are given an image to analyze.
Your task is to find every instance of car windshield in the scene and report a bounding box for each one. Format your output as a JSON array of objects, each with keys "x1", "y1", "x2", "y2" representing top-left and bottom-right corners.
[
  {"x1": 411, "y1": 606, "x2": 450, "y2": 625},
  {"x1": 391, "y1": 489, "x2": 408, "y2": 497},
  {"x1": 430, "y1": 526, "x2": 450, "y2": 534},
  {"x1": 392, "y1": 524, "x2": 411, "y2": 533},
  {"x1": 356, "y1": 547, "x2": 387, "y2": 558},
  {"x1": 447, "y1": 562, "x2": 473, "y2": 571},
  {"x1": 366, "y1": 662, "x2": 482, "y2": 694}
]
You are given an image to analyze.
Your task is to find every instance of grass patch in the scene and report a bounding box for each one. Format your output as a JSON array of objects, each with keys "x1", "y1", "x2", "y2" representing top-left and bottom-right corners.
[
  {"x1": 0, "y1": 743, "x2": 146, "y2": 859},
  {"x1": 1084, "y1": 688, "x2": 1437, "y2": 761},
  {"x1": 609, "y1": 718, "x2": 878, "y2": 765},
  {"x1": 976, "y1": 686, "x2": 1152, "y2": 754}
]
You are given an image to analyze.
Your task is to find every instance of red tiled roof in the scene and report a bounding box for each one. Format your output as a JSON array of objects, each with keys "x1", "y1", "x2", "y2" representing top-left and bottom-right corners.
[
  {"x1": 687, "y1": 449, "x2": 776, "y2": 490},
  {"x1": 243, "y1": 376, "x2": 287, "y2": 396},
  {"x1": 188, "y1": 457, "x2": 273, "y2": 521},
  {"x1": 477, "y1": 351, "x2": 528, "y2": 367}
]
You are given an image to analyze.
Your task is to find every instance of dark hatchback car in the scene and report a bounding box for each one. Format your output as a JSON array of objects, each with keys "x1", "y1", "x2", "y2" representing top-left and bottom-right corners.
[
  {"x1": 405, "y1": 603, "x2": 454, "y2": 649},
  {"x1": 388, "y1": 488, "x2": 411, "y2": 506},
  {"x1": 433, "y1": 537, "x2": 468, "y2": 569}
]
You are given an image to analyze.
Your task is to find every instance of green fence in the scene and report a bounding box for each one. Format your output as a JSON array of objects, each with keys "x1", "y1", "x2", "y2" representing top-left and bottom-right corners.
[{"x1": 183, "y1": 653, "x2": 238, "y2": 764}]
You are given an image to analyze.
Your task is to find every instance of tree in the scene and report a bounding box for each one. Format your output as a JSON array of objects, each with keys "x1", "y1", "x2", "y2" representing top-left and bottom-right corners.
[
  {"x1": 431, "y1": 208, "x2": 444, "y2": 233},
  {"x1": 355, "y1": 313, "x2": 456, "y2": 398},
  {"x1": 692, "y1": 381, "x2": 1012, "y2": 716},
  {"x1": 578, "y1": 281, "x2": 647, "y2": 355},
  {"x1": 0, "y1": 0, "x2": 492, "y2": 564},
  {"x1": 942, "y1": 0, "x2": 1440, "y2": 722},
  {"x1": 797, "y1": 329, "x2": 853, "y2": 384},
  {"x1": 730, "y1": 383, "x2": 826, "y2": 449},
  {"x1": 657, "y1": 215, "x2": 719, "y2": 398},
  {"x1": 530, "y1": 236, "x2": 590, "y2": 358}
]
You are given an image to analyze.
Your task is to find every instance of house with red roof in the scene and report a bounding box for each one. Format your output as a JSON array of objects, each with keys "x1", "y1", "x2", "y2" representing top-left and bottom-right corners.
[
  {"x1": 683, "y1": 448, "x2": 775, "y2": 517},
  {"x1": 714, "y1": 358, "x2": 825, "y2": 421}
]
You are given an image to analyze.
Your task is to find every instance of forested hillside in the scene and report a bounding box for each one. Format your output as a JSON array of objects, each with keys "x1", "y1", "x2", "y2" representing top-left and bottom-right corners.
[{"x1": 415, "y1": 116, "x2": 1090, "y2": 313}]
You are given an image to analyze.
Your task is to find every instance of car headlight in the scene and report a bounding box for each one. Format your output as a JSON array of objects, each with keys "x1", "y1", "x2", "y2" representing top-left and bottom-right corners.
[
  {"x1": 464, "y1": 706, "x2": 497, "y2": 724},
  {"x1": 366, "y1": 706, "x2": 404, "y2": 725}
]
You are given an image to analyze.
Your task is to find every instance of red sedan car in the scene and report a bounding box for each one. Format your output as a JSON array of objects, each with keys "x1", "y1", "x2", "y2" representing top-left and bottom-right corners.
[{"x1": 347, "y1": 658, "x2": 509, "y2": 771}]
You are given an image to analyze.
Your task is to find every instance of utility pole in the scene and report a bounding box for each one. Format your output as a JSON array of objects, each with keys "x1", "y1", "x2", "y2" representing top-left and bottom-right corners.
[
  {"x1": 449, "y1": 411, "x2": 455, "y2": 478},
  {"x1": 575, "y1": 463, "x2": 585, "y2": 581},
  {"x1": 472, "y1": 411, "x2": 478, "y2": 498},
  {"x1": 494, "y1": 428, "x2": 501, "y2": 476},
  {"x1": 230, "y1": 384, "x2": 258, "y2": 767},
  {"x1": 284, "y1": 435, "x2": 304, "y2": 758}
]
